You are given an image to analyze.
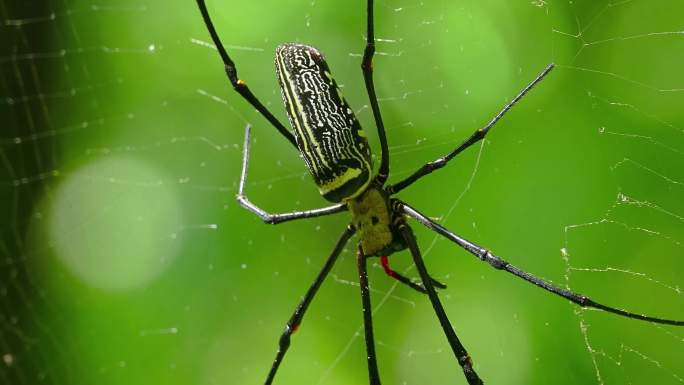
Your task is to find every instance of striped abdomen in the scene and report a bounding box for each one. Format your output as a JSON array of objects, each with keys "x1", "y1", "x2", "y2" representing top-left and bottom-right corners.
[{"x1": 275, "y1": 43, "x2": 372, "y2": 203}]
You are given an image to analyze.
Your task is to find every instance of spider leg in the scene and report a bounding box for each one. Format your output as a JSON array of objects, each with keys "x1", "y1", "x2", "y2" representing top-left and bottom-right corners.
[
  {"x1": 388, "y1": 64, "x2": 554, "y2": 195},
  {"x1": 380, "y1": 256, "x2": 447, "y2": 294},
  {"x1": 362, "y1": 0, "x2": 390, "y2": 185},
  {"x1": 398, "y1": 224, "x2": 483, "y2": 385},
  {"x1": 196, "y1": 0, "x2": 297, "y2": 148},
  {"x1": 238, "y1": 125, "x2": 346, "y2": 224},
  {"x1": 401, "y1": 202, "x2": 684, "y2": 326},
  {"x1": 357, "y1": 246, "x2": 382, "y2": 385},
  {"x1": 264, "y1": 226, "x2": 356, "y2": 385}
]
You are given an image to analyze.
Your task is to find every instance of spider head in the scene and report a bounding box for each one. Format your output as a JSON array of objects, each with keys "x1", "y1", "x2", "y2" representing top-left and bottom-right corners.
[{"x1": 347, "y1": 187, "x2": 407, "y2": 256}]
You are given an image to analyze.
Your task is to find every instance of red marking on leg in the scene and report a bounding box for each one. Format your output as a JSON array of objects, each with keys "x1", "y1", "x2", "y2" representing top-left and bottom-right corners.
[
  {"x1": 291, "y1": 324, "x2": 300, "y2": 334},
  {"x1": 380, "y1": 256, "x2": 398, "y2": 278}
]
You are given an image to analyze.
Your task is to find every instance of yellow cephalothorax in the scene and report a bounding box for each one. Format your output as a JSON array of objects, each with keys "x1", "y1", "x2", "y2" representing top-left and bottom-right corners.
[{"x1": 347, "y1": 187, "x2": 393, "y2": 256}]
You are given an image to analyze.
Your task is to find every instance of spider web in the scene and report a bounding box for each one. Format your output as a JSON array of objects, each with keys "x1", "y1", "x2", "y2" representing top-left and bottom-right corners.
[{"x1": 1, "y1": 1, "x2": 682, "y2": 385}]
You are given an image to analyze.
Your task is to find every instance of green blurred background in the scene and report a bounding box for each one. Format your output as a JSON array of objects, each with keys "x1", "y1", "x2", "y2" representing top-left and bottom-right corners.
[{"x1": 1, "y1": 0, "x2": 683, "y2": 384}]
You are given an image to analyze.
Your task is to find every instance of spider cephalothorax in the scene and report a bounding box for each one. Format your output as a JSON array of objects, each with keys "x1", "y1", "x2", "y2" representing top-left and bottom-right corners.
[
  {"x1": 196, "y1": 0, "x2": 684, "y2": 384},
  {"x1": 347, "y1": 185, "x2": 407, "y2": 256}
]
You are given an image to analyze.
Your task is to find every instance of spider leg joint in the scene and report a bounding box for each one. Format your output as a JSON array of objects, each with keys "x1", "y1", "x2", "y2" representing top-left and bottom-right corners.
[{"x1": 480, "y1": 250, "x2": 507, "y2": 270}]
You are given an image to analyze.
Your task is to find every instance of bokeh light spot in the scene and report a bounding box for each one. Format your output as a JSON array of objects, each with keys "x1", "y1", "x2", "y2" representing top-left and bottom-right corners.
[
  {"x1": 437, "y1": 5, "x2": 514, "y2": 109},
  {"x1": 48, "y1": 156, "x2": 182, "y2": 291}
]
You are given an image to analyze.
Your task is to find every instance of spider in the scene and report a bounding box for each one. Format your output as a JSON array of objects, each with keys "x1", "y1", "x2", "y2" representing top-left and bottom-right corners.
[{"x1": 196, "y1": 1, "x2": 684, "y2": 384}]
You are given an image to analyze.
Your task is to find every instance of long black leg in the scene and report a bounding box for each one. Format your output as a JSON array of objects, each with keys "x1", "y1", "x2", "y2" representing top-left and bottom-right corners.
[
  {"x1": 357, "y1": 246, "x2": 381, "y2": 385},
  {"x1": 196, "y1": 0, "x2": 297, "y2": 148},
  {"x1": 388, "y1": 64, "x2": 555, "y2": 195},
  {"x1": 401, "y1": 202, "x2": 684, "y2": 326},
  {"x1": 239, "y1": 125, "x2": 346, "y2": 224},
  {"x1": 398, "y1": 224, "x2": 483, "y2": 385},
  {"x1": 380, "y1": 255, "x2": 446, "y2": 294},
  {"x1": 362, "y1": 0, "x2": 390, "y2": 185},
  {"x1": 264, "y1": 226, "x2": 356, "y2": 385}
]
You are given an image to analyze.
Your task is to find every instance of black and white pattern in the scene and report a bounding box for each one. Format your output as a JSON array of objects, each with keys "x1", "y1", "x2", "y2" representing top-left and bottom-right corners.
[{"x1": 275, "y1": 43, "x2": 373, "y2": 202}]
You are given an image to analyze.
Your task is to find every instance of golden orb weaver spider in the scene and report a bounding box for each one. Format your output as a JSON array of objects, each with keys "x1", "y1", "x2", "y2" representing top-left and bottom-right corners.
[{"x1": 196, "y1": 1, "x2": 684, "y2": 384}]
